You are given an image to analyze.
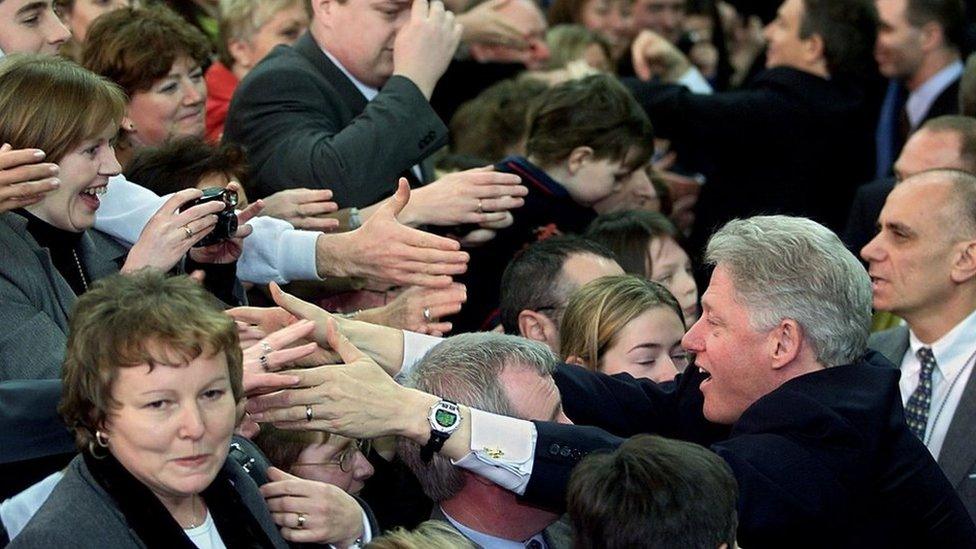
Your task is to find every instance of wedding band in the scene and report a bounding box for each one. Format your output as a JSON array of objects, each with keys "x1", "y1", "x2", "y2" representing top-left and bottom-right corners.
[
  {"x1": 260, "y1": 341, "x2": 273, "y2": 354},
  {"x1": 297, "y1": 513, "x2": 306, "y2": 529},
  {"x1": 305, "y1": 405, "x2": 314, "y2": 422},
  {"x1": 476, "y1": 199, "x2": 484, "y2": 214},
  {"x1": 423, "y1": 307, "x2": 432, "y2": 322},
  {"x1": 259, "y1": 354, "x2": 270, "y2": 371},
  {"x1": 182, "y1": 225, "x2": 193, "y2": 239}
]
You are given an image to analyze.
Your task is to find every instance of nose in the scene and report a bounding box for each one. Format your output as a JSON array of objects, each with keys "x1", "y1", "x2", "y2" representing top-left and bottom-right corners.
[
  {"x1": 100, "y1": 148, "x2": 123, "y2": 176},
  {"x1": 860, "y1": 233, "x2": 883, "y2": 263},
  {"x1": 681, "y1": 317, "x2": 704, "y2": 353},
  {"x1": 351, "y1": 452, "x2": 375, "y2": 482},
  {"x1": 178, "y1": 402, "x2": 206, "y2": 440},
  {"x1": 182, "y1": 79, "x2": 205, "y2": 105},
  {"x1": 632, "y1": 170, "x2": 654, "y2": 199},
  {"x1": 47, "y1": 15, "x2": 72, "y2": 47},
  {"x1": 532, "y1": 39, "x2": 550, "y2": 62},
  {"x1": 676, "y1": 269, "x2": 697, "y2": 299}
]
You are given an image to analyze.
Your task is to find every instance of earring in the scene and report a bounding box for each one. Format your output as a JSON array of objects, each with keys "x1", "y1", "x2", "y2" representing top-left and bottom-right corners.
[{"x1": 95, "y1": 430, "x2": 109, "y2": 448}]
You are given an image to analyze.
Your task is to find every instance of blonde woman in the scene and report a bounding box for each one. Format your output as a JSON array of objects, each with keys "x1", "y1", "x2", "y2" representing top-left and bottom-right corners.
[{"x1": 560, "y1": 274, "x2": 688, "y2": 382}]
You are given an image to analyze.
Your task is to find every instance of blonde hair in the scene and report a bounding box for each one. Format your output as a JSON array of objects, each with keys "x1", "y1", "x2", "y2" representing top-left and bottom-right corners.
[
  {"x1": 559, "y1": 275, "x2": 682, "y2": 370},
  {"x1": 366, "y1": 520, "x2": 478, "y2": 549},
  {"x1": 0, "y1": 54, "x2": 125, "y2": 163},
  {"x1": 217, "y1": 0, "x2": 306, "y2": 66}
]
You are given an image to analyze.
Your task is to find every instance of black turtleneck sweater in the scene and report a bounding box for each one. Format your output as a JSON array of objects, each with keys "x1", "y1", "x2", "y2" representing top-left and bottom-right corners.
[{"x1": 15, "y1": 209, "x2": 90, "y2": 296}]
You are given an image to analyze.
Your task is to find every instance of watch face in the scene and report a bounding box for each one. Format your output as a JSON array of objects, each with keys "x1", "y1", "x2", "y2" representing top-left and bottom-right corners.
[{"x1": 434, "y1": 409, "x2": 458, "y2": 428}]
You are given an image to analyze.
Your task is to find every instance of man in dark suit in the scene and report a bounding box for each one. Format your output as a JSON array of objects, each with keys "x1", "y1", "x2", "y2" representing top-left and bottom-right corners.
[
  {"x1": 223, "y1": 0, "x2": 459, "y2": 207},
  {"x1": 862, "y1": 168, "x2": 976, "y2": 522},
  {"x1": 844, "y1": 115, "x2": 975, "y2": 254},
  {"x1": 874, "y1": 0, "x2": 965, "y2": 177},
  {"x1": 250, "y1": 215, "x2": 976, "y2": 548}
]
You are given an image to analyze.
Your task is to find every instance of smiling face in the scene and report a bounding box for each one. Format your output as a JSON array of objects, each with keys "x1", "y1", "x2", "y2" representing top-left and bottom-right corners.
[
  {"x1": 102, "y1": 349, "x2": 237, "y2": 507},
  {"x1": 681, "y1": 265, "x2": 776, "y2": 424},
  {"x1": 315, "y1": 0, "x2": 411, "y2": 89},
  {"x1": 290, "y1": 434, "x2": 374, "y2": 495},
  {"x1": 126, "y1": 56, "x2": 206, "y2": 149},
  {"x1": 647, "y1": 235, "x2": 699, "y2": 326},
  {"x1": 600, "y1": 306, "x2": 687, "y2": 381},
  {"x1": 25, "y1": 124, "x2": 121, "y2": 232},
  {"x1": 0, "y1": 0, "x2": 71, "y2": 54},
  {"x1": 64, "y1": 0, "x2": 130, "y2": 43}
]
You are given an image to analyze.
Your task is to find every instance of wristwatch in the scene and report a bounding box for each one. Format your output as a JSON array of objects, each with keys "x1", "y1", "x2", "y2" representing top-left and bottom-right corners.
[{"x1": 420, "y1": 399, "x2": 462, "y2": 463}]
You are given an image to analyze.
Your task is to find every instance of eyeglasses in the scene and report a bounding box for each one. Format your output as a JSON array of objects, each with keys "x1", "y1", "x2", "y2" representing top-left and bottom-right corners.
[{"x1": 291, "y1": 439, "x2": 371, "y2": 473}]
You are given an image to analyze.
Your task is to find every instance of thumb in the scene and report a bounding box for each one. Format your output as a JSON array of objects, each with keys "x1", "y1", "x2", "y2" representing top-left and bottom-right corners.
[
  {"x1": 324, "y1": 317, "x2": 366, "y2": 364},
  {"x1": 385, "y1": 177, "x2": 411, "y2": 219}
]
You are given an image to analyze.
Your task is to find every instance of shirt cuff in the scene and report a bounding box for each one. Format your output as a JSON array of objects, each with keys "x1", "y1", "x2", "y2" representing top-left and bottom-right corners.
[
  {"x1": 452, "y1": 409, "x2": 536, "y2": 496},
  {"x1": 400, "y1": 331, "x2": 444, "y2": 376},
  {"x1": 237, "y1": 216, "x2": 321, "y2": 284},
  {"x1": 677, "y1": 67, "x2": 713, "y2": 94}
]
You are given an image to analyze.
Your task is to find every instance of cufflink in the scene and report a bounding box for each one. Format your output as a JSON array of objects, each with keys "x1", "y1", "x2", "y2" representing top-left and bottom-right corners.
[{"x1": 483, "y1": 447, "x2": 505, "y2": 459}]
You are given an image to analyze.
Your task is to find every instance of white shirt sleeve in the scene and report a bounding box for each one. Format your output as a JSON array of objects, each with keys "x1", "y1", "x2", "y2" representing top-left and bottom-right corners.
[
  {"x1": 677, "y1": 66, "x2": 713, "y2": 94},
  {"x1": 452, "y1": 409, "x2": 537, "y2": 496},
  {"x1": 94, "y1": 175, "x2": 321, "y2": 284},
  {"x1": 399, "y1": 331, "x2": 444, "y2": 376}
]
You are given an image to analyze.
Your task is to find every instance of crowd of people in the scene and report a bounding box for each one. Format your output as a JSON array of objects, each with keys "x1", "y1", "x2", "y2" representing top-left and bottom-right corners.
[{"x1": 1, "y1": 0, "x2": 976, "y2": 547}]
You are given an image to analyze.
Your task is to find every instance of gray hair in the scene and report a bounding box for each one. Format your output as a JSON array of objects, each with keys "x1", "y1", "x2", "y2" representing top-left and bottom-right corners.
[
  {"x1": 705, "y1": 215, "x2": 872, "y2": 367},
  {"x1": 398, "y1": 333, "x2": 558, "y2": 502}
]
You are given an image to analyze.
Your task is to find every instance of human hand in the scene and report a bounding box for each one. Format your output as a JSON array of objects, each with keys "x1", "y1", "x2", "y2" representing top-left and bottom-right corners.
[
  {"x1": 261, "y1": 467, "x2": 365, "y2": 546},
  {"x1": 242, "y1": 319, "x2": 317, "y2": 374},
  {"x1": 189, "y1": 185, "x2": 263, "y2": 265},
  {"x1": 0, "y1": 145, "x2": 61, "y2": 212},
  {"x1": 400, "y1": 166, "x2": 526, "y2": 227},
  {"x1": 457, "y1": 0, "x2": 527, "y2": 48},
  {"x1": 393, "y1": 0, "x2": 464, "y2": 98},
  {"x1": 317, "y1": 179, "x2": 469, "y2": 287},
  {"x1": 632, "y1": 29, "x2": 691, "y2": 81},
  {"x1": 121, "y1": 188, "x2": 225, "y2": 273},
  {"x1": 356, "y1": 283, "x2": 466, "y2": 335},
  {"x1": 260, "y1": 188, "x2": 339, "y2": 232}
]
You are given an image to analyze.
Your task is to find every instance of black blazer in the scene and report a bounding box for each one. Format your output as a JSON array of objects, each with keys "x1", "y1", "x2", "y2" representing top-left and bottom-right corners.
[
  {"x1": 525, "y1": 355, "x2": 976, "y2": 548},
  {"x1": 223, "y1": 33, "x2": 448, "y2": 208},
  {"x1": 623, "y1": 68, "x2": 877, "y2": 262}
]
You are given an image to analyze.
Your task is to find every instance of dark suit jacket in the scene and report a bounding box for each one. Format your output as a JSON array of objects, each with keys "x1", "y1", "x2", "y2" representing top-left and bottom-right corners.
[
  {"x1": 0, "y1": 214, "x2": 124, "y2": 382},
  {"x1": 923, "y1": 77, "x2": 962, "y2": 124},
  {"x1": 223, "y1": 32, "x2": 448, "y2": 208},
  {"x1": 429, "y1": 505, "x2": 572, "y2": 548},
  {"x1": 623, "y1": 68, "x2": 876, "y2": 263},
  {"x1": 870, "y1": 326, "x2": 976, "y2": 523},
  {"x1": 524, "y1": 354, "x2": 976, "y2": 548}
]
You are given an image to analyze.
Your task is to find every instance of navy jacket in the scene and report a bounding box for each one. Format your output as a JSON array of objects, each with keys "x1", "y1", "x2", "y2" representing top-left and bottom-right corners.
[{"x1": 527, "y1": 352, "x2": 976, "y2": 548}]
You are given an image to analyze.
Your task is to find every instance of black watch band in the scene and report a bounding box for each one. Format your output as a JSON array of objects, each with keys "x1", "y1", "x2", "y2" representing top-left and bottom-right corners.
[{"x1": 420, "y1": 431, "x2": 450, "y2": 463}]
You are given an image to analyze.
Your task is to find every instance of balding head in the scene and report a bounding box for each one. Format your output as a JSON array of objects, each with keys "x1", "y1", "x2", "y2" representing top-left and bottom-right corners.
[{"x1": 894, "y1": 116, "x2": 976, "y2": 180}]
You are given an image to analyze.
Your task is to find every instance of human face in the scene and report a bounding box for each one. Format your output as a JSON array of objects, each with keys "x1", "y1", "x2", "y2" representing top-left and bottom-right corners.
[
  {"x1": 566, "y1": 149, "x2": 645, "y2": 208},
  {"x1": 0, "y1": 0, "x2": 71, "y2": 54},
  {"x1": 127, "y1": 56, "x2": 206, "y2": 149},
  {"x1": 632, "y1": 0, "x2": 685, "y2": 43},
  {"x1": 318, "y1": 0, "x2": 411, "y2": 88},
  {"x1": 26, "y1": 125, "x2": 120, "y2": 232},
  {"x1": 102, "y1": 350, "x2": 237, "y2": 508},
  {"x1": 893, "y1": 129, "x2": 967, "y2": 181},
  {"x1": 601, "y1": 306, "x2": 687, "y2": 381},
  {"x1": 604, "y1": 0, "x2": 634, "y2": 57},
  {"x1": 861, "y1": 178, "x2": 962, "y2": 320},
  {"x1": 592, "y1": 165, "x2": 654, "y2": 213},
  {"x1": 681, "y1": 265, "x2": 776, "y2": 424},
  {"x1": 762, "y1": 0, "x2": 813, "y2": 71},
  {"x1": 473, "y1": 0, "x2": 550, "y2": 69},
  {"x1": 874, "y1": 0, "x2": 926, "y2": 83},
  {"x1": 647, "y1": 236, "x2": 699, "y2": 326},
  {"x1": 291, "y1": 434, "x2": 374, "y2": 495},
  {"x1": 242, "y1": 4, "x2": 309, "y2": 68},
  {"x1": 62, "y1": 0, "x2": 129, "y2": 43}
]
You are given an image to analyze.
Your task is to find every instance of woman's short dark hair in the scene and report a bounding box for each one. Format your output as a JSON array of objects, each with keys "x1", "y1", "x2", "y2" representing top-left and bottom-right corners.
[
  {"x1": 81, "y1": 5, "x2": 212, "y2": 98},
  {"x1": 126, "y1": 136, "x2": 249, "y2": 196},
  {"x1": 585, "y1": 210, "x2": 681, "y2": 276}
]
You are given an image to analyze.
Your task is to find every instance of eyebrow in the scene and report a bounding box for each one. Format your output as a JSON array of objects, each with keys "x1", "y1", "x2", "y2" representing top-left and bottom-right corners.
[
  {"x1": 877, "y1": 221, "x2": 916, "y2": 236},
  {"x1": 18, "y1": 2, "x2": 49, "y2": 14},
  {"x1": 628, "y1": 342, "x2": 662, "y2": 353}
]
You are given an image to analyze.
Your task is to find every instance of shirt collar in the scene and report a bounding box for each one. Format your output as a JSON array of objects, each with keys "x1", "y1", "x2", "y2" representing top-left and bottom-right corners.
[
  {"x1": 908, "y1": 307, "x2": 976, "y2": 378},
  {"x1": 441, "y1": 506, "x2": 544, "y2": 549},
  {"x1": 319, "y1": 45, "x2": 378, "y2": 101},
  {"x1": 905, "y1": 60, "x2": 963, "y2": 128}
]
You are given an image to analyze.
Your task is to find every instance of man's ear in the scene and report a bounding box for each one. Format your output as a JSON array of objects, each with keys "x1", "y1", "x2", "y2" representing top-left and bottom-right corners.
[
  {"x1": 919, "y1": 21, "x2": 944, "y2": 52},
  {"x1": 566, "y1": 146, "x2": 595, "y2": 175},
  {"x1": 950, "y1": 240, "x2": 976, "y2": 283},
  {"x1": 228, "y1": 39, "x2": 256, "y2": 71},
  {"x1": 768, "y1": 318, "x2": 802, "y2": 370},
  {"x1": 802, "y1": 33, "x2": 825, "y2": 65},
  {"x1": 518, "y1": 309, "x2": 558, "y2": 347}
]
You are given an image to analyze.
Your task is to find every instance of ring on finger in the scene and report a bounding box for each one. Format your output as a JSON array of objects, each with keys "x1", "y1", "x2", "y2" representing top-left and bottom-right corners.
[
  {"x1": 182, "y1": 225, "x2": 194, "y2": 239},
  {"x1": 305, "y1": 405, "x2": 314, "y2": 422},
  {"x1": 259, "y1": 354, "x2": 270, "y2": 371},
  {"x1": 260, "y1": 341, "x2": 273, "y2": 354},
  {"x1": 423, "y1": 306, "x2": 432, "y2": 322},
  {"x1": 296, "y1": 513, "x2": 306, "y2": 529},
  {"x1": 476, "y1": 199, "x2": 484, "y2": 214}
]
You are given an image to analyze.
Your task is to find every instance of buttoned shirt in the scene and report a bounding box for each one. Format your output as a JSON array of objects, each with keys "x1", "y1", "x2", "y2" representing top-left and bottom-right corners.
[{"x1": 442, "y1": 506, "x2": 547, "y2": 549}]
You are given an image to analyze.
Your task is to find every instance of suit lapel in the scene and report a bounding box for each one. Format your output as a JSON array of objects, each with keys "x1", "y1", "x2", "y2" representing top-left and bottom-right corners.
[
  {"x1": 293, "y1": 32, "x2": 368, "y2": 115},
  {"x1": 938, "y1": 370, "x2": 976, "y2": 487}
]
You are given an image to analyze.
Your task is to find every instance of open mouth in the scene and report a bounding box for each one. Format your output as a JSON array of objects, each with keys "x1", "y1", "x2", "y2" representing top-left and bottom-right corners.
[
  {"x1": 697, "y1": 365, "x2": 713, "y2": 388},
  {"x1": 78, "y1": 184, "x2": 107, "y2": 209}
]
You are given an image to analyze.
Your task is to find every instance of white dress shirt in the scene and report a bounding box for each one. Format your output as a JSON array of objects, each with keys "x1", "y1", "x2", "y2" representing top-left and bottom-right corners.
[
  {"x1": 905, "y1": 60, "x2": 963, "y2": 129},
  {"x1": 319, "y1": 48, "x2": 424, "y2": 183},
  {"x1": 900, "y1": 308, "x2": 976, "y2": 460},
  {"x1": 442, "y1": 507, "x2": 547, "y2": 549},
  {"x1": 95, "y1": 175, "x2": 321, "y2": 284}
]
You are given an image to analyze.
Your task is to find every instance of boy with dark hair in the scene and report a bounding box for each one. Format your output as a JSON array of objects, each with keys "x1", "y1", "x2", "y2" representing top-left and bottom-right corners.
[
  {"x1": 453, "y1": 74, "x2": 654, "y2": 331},
  {"x1": 567, "y1": 434, "x2": 739, "y2": 549}
]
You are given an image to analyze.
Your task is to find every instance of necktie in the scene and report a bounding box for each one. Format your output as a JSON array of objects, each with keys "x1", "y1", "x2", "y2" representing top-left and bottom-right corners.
[{"x1": 904, "y1": 347, "x2": 937, "y2": 440}]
